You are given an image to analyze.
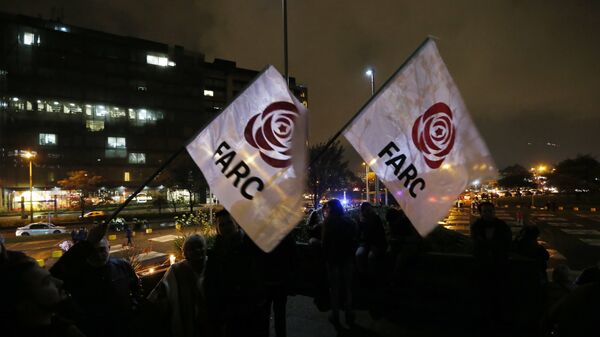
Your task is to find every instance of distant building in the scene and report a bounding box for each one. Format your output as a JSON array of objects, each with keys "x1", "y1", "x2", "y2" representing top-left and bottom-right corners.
[{"x1": 0, "y1": 12, "x2": 307, "y2": 211}]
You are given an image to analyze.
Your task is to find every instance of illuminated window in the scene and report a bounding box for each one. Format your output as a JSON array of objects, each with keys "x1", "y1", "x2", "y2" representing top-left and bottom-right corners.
[
  {"x1": 124, "y1": 172, "x2": 131, "y2": 182},
  {"x1": 39, "y1": 133, "x2": 57, "y2": 146},
  {"x1": 128, "y1": 153, "x2": 146, "y2": 164},
  {"x1": 107, "y1": 137, "x2": 126, "y2": 149},
  {"x1": 109, "y1": 107, "x2": 126, "y2": 118},
  {"x1": 85, "y1": 105, "x2": 92, "y2": 115},
  {"x1": 146, "y1": 54, "x2": 169, "y2": 67},
  {"x1": 203, "y1": 90, "x2": 214, "y2": 97},
  {"x1": 95, "y1": 105, "x2": 107, "y2": 117},
  {"x1": 128, "y1": 109, "x2": 136, "y2": 119},
  {"x1": 26, "y1": 101, "x2": 33, "y2": 111},
  {"x1": 86, "y1": 120, "x2": 105, "y2": 132},
  {"x1": 22, "y1": 32, "x2": 36, "y2": 45},
  {"x1": 138, "y1": 109, "x2": 147, "y2": 120},
  {"x1": 54, "y1": 25, "x2": 69, "y2": 32}
]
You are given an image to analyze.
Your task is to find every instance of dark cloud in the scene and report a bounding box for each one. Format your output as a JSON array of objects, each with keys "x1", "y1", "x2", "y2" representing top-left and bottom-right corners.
[{"x1": 2, "y1": 0, "x2": 599, "y2": 169}]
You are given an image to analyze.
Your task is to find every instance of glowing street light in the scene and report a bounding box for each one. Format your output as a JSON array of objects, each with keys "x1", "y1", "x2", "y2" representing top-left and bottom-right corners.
[{"x1": 21, "y1": 151, "x2": 36, "y2": 222}]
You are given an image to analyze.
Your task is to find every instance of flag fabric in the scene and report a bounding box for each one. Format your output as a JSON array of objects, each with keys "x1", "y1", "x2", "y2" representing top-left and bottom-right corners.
[
  {"x1": 186, "y1": 65, "x2": 307, "y2": 252},
  {"x1": 343, "y1": 38, "x2": 495, "y2": 236}
]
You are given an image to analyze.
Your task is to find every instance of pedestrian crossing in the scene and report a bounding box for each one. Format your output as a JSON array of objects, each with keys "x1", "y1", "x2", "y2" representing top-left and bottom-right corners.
[{"x1": 148, "y1": 234, "x2": 179, "y2": 243}]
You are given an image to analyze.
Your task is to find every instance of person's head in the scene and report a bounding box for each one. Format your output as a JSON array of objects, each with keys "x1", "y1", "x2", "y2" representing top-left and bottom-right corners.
[
  {"x1": 574, "y1": 266, "x2": 600, "y2": 286},
  {"x1": 552, "y1": 264, "x2": 571, "y2": 286},
  {"x1": 183, "y1": 234, "x2": 207, "y2": 271},
  {"x1": 215, "y1": 209, "x2": 239, "y2": 238},
  {"x1": 323, "y1": 199, "x2": 344, "y2": 219},
  {"x1": 360, "y1": 202, "x2": 374, "y2": 217},
  {"x1": 1, "y1": 255, "x2": 67, "y2": 323},
  {"x1": 478, "y1": 201, "x2": 495, "y2": 221},
  {"x1": 308, "y1": 210, "x2": 321, "y2": 226},
  {"x1": 520, "y1": 225, "x2": 541, "y2": 243},
  {"x1": 86, "y1": 237, "x2": 110, "y2": 267}
]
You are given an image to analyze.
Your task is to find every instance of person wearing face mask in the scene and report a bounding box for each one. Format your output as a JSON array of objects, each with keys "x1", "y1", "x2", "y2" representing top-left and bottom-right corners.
[
  {"x1": 148, "y1": 234, "x2": 211, "y2": 337},
  {"x1": 0, "y1": 242, "x2": 85, "y2": 337},
  {"x1": 49, "y1": 223, "x2": 142, "y2": 337}
]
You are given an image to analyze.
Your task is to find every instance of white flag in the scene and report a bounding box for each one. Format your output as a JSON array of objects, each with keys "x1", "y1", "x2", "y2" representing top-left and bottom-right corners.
[
  {"x1": 186, "y1": 65, "x2": 307, "y2": 252},
  {"x1": 343, "y1": 39, "x2": 495, "y2": 236}
]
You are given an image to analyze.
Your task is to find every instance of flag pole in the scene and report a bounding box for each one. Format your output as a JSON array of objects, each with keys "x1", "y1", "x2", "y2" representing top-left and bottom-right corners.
[
  {"x1": 283, "y1": 0, "x2": 289, "y2": 86},
  {"x1": 104, "y1": 66, "x2": 275, "y2": 226},
  {"x1": 309, "y1": 37, "x2": 434, "y2": 167}
]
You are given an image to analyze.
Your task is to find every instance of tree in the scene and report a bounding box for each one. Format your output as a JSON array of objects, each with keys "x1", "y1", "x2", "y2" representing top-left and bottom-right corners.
[
  {"x1": 308, "y1": 140, "x2": 357, "y2": 207},
  {"x1": 168, "y1": 155, "x2": 206, "y2": 212},
  {"x1": 57, "y1": 170, "x2": 103, "y2": 217},
  {"x1": 497, "y1": 164, "x2": 535, "y2": 189},
  {"x1": 548, "y1": 155, "x2": 600, "y2": 193}
]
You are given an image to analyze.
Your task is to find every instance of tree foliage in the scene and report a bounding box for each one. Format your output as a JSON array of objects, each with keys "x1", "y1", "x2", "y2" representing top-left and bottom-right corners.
[
  {"x1": 308, "y1": 140, "x2": 357, "y2": 207},
  {"x1": 57, "y1": 170, "x2": 103, "y2": 215},
  {"x1": 497, "y1": 164, "x2": 535, "y2": 189},
  {"x1": 57, "y1": 170, "x2": 104, "y2": 192},
  {"x1": 167, "y1": 155, "x2": 206, "y2": 212},
  {"x1": 548, "y1": 155, "x2": 600, "y2": 193}
]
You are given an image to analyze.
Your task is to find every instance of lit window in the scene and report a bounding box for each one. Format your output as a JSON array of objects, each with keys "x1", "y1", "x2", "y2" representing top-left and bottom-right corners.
[
  {"x1": 128, "y1": 109, "x2": 136, "y2": 119},
  {"x1": 54, "y1": 25, "x2": 69, "y2": 32},
  {"x1": 146, "y1": 54, "x2": 169, "y2": 67},
  {"x1": 107, "y1": 137, "x2": 126, "y2": 149},
  {"x1": 128, "y1": 153, "x2": 146, "y2": 164},
  {"x1": 39, "y1": 133, "x2": 57, "y2": 146},
  {"x1": 168, "y1": 61, "x2": 176, "y2": 67},
  {"x1": 86, "y1": 120, "x2": 105, "y2": 132},
  {"x1": 138, "y1": 109, "x2": 147, "y2": 120},
  {"x1": 95, "y1": 105, "x2": 107, "y2": 117},
  {"x1": 23, "y1": 32, "x2": 36, "y2": 45},
  {"x1": 124, "y1": 172, "x2": 131, "y2": 182},
  {"x1": 203, "y1": 90, "x2": 214, "y2": 97},
  {"x1": 26, "y1": 101, "x2": 33, "y2": 111},
  {"x1": 109, "y1": 107, "x2": 126, "y2": 118},
  {"x1": 85, "y1": 105, "x2": 92, "y2": 115}
]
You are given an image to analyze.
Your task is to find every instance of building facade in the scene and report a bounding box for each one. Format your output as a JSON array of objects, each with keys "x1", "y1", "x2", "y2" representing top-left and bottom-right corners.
[{"x1": 0, "y1": 12, "x2": 307, "y2": 211}]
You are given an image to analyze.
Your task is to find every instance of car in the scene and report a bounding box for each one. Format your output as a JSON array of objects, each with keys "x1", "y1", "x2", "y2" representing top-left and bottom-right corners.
[
  {"x1": 16, "y1": 222, "x2": 67, "y2": 236},
  {"x1": 109, "y1": 217, "x2": 126, "y2": 232},
  {"x1": 79, "y1": 210, "x2": 106, "y2": 219}
]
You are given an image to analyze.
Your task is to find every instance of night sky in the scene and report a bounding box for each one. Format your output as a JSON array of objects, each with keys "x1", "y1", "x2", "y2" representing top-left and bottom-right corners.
[{"x1": 2, "y1": 0, "x2": 599, "y2": 170}]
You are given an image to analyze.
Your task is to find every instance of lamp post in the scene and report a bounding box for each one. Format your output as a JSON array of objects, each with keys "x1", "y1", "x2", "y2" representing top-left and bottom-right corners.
[
  {"x1": 362, "y1": 162, "x2": 369, "y2": 203},
  {"x1": 365, "y1": 68, "x2": 387, "y2": 205},
  {"x1": 21, "y1": 151, "x2": 36, "y2": 222}
]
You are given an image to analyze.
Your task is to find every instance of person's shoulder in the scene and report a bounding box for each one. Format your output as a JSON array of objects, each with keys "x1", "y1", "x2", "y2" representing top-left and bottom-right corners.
[{"x1": 109, "y1": 257, "x2": 135, "y2": 271}]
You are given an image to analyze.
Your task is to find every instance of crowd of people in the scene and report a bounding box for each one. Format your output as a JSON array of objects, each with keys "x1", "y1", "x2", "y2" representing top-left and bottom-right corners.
[{"x1": 1, "y1": 200, "x2": 598, "y2": 336}]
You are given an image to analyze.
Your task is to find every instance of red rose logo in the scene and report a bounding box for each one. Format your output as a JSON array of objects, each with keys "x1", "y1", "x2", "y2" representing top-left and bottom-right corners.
[
  {"x1": 244, "y1": 101, "x2": 299, "y2": 168},
  {"x1": 411, "y1": 102, "x2": 456, "y2": 169}
]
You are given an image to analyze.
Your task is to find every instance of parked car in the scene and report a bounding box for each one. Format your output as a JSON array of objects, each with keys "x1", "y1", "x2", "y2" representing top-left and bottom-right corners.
[
  {"x1": 16, "y1": 222, "x2": 67, "y2": 236},
  {"x1": 79, "y1": 210, "x2": 106, "y2": 219},
  {"x1": 108, "y1": 217, "x2": 126, "y2": 232}
]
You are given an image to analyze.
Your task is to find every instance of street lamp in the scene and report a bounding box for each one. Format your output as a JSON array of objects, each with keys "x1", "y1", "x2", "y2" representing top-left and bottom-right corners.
[
  {"x1": 21, "y1": 151, "x2": 36, "y2": 222},
  {"x1": 365, "y1": 69, "x2": 375, "y2": 96},
  {"x1": 365, "y1": 68, "x2": 384, "y2": 205}
]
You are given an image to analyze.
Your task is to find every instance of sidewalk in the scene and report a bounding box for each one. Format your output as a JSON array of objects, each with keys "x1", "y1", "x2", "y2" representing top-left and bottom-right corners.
[{"x1": 281, "y1": 295, "x2": 469, "y2": 337}]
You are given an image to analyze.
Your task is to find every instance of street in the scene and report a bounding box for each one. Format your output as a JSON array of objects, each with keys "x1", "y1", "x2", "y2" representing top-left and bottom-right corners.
[{"x1": 442, "y1": 206, "x2": 600, "y2": 270}]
